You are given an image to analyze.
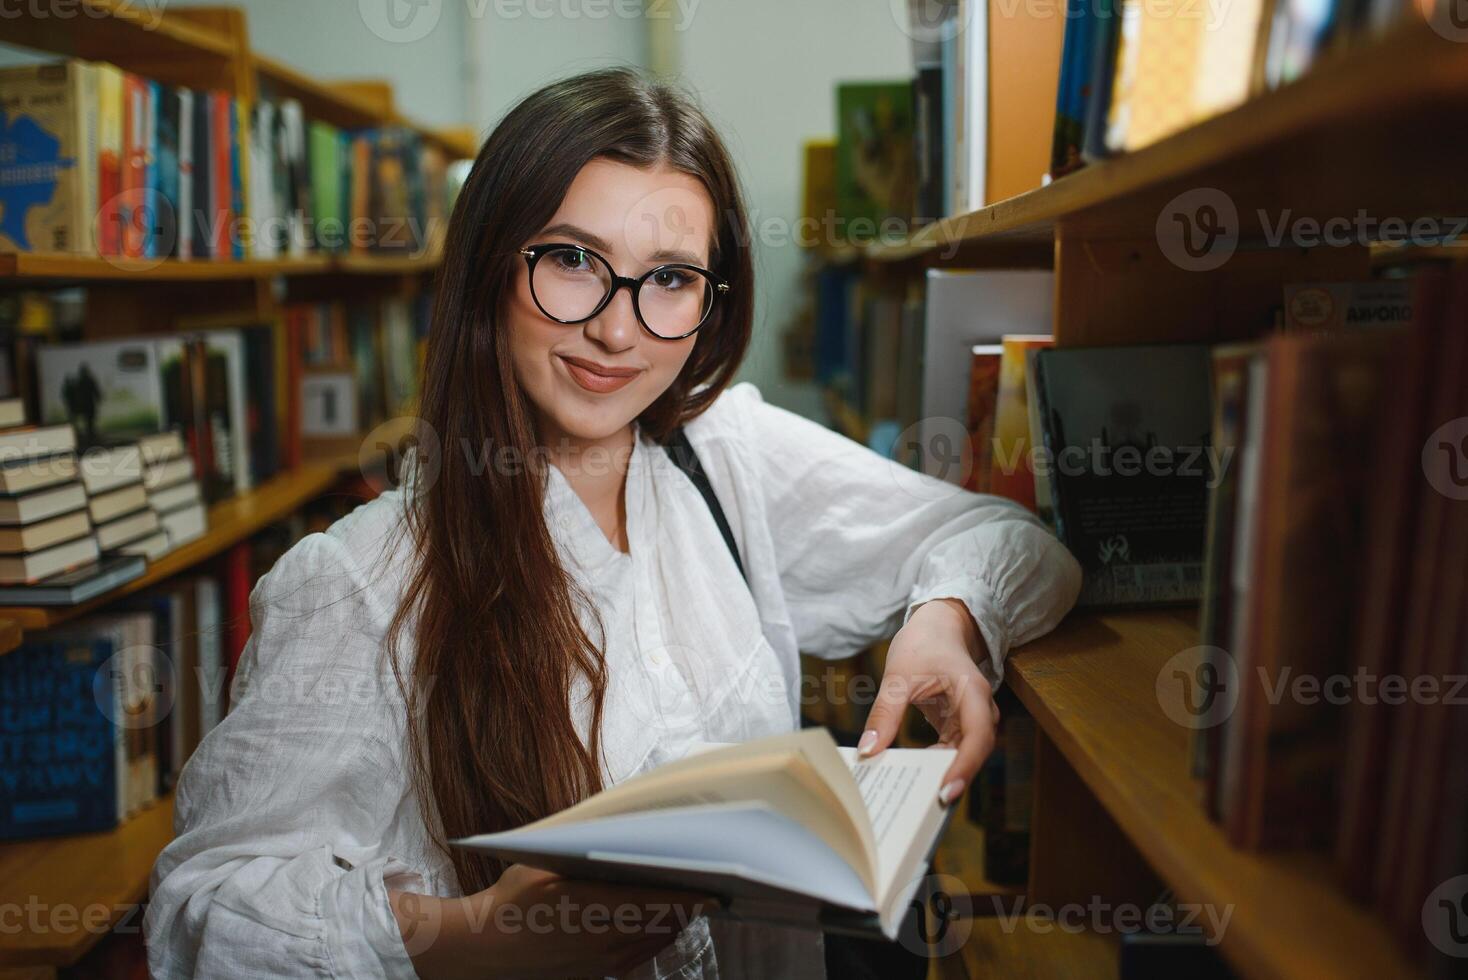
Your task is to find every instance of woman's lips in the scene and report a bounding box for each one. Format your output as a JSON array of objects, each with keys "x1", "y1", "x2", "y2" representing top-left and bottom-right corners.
[{"x1": 559, "y1": 355, "x2": 640, "y2": 394}]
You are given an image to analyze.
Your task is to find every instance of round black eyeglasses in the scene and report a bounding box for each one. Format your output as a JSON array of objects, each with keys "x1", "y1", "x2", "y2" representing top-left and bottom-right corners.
[{"x1": 518, "y1": 242, "x2": 729, "y2": 341}]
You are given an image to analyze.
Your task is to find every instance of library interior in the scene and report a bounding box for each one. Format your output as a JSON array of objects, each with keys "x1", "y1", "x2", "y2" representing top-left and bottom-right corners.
[{"x1": 0, "y1": 1, "x2": 1464, "y2": 978}]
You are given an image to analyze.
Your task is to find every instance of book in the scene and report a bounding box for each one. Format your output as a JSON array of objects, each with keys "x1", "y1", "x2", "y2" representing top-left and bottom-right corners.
[
  {"x1": 89, "y1": 482, "x2": 148, "y2": 523},
  {"x1": 0, "y1": 551, "x2": 144, "y2": 605},
  {"x1": 0, "y1": 481, "x2": 88, "y2": 525},
  {"x1": 95, "y1": 507, "x2": 160, "y2": 551},
  {"x1": 961, "y1": 345, "x2": 1003, "y2": 493},
  {"x1": 834, "y1": 81, "x2": 916, "y2": 238},
  {"x1": 0, "y1": 61, "x2": 98, "y2": 254},
  {"x1": 121, "y1": 71, "x2": 147, "y2": 259},
  {"x1": 454, "y1": 728, "x2": 957, "y2": 940},
  {"x1": 919, "y1": 271, "x2": 1053, "y2": 483},
  {"x1": 0, "y1": 508, "x2": 91, "y2": 554},
  {"x1": 119, "y1": 529, "x2": 168, "y2": 560},
  {"x1": 0, "y1": 533, "x2": 99, "y2": 584},
  {"x1": 1224, "y1": 328, "x2": 1396, "y2": 849},
  {"x1": 0, "y1": 422, "x2": 76, "y2": 459},
  {"x1": 35, "y1": 340, "x2": 166, "y2": 449},
  {"x1": 147, "y1": 479, "x2": 199, "y2": 514},
  {"x1": 1030, "y1": 344, "x2": 1213, "y2": 607},
  {"x1": 78, "y1": 442, "x2": 143, "y2": 494},
  {"x1": 143, "y1": 454, "x2": 194, "y2": 492},
  {"x1": 95, "y1": 63, "x2": 125, "y2": 256},
  {"x1": 0, "y1": 631, "x2": 121, "y2": 838},
  {"x1": 988, "y1": 335, "x2": 1052, "y2": 510},
  {"x1": 0, "y1": 451, "x2": 77, "y2": 497},
  {"x1": 0, "y1": 397, "x2": 24, "y2": 428},
  {"x1": 159, "y1": 501, "x2": 206, "y2": 548}
]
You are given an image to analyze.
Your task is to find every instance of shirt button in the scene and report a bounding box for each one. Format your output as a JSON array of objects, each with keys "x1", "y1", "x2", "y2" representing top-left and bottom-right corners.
[
  {"x1": 559, "y1": 515, "x2": 573, "y2": 528},
  {"x1": 649, "y1": 652, "x2": 665, "y2": 666}
]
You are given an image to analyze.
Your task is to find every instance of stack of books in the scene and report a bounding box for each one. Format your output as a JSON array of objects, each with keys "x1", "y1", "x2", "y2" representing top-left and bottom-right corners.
[
  {"x1": 141, "y1": 431, "x2": 207, "y2": 551},
  {"x1": 80, "y1": 442, "x2": 162, "y2": 558},
  {"x1": 0, "y1": 405, "x2": 145, "y2": 604}
]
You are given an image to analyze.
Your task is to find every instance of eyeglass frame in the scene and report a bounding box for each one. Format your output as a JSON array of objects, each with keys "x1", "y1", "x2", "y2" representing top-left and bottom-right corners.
[{"x1": 517, "y1": 242, "x2": 730, "y2": 341}]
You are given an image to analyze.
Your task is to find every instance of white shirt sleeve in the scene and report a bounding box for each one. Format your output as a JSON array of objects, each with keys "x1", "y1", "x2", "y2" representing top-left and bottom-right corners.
[
  {"x1": 734, "y1": 384, "x2": 1082, "y2": 681},
  {"x1": 145, "y1": 532, "x2": 421, "y2": 980}
]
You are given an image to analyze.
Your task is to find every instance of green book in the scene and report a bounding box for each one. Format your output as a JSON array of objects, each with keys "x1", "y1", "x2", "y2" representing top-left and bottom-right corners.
[{"x1": 309, "y1": 121, "x2": 343, "y2": 252}]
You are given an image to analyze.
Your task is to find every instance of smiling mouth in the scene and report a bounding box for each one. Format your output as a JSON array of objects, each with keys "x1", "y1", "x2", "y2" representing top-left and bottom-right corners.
[{"x1": 559, "y1": 354, "x2": 642, "y2": 394}]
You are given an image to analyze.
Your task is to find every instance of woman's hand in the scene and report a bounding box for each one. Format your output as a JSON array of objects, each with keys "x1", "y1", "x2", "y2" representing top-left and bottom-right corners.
[
  {"x1": 858, "y1": 597, "x2": 1000, "y2": 806},
  {"x1": 390, "y1": 864, "x2": 714, "y2": 979}
]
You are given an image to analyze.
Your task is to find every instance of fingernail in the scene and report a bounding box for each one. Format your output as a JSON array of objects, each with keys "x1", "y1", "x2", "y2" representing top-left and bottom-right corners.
[
  {"x1": 857, "y1": 730, "x2": 878, "y2": 755},
  {"x1": 938, "y1": 779, "x2": 965, "y2": 805}
]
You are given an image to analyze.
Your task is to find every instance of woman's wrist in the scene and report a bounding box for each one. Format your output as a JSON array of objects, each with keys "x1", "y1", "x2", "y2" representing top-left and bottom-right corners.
[
  {"x1": 908, "y1": 597, "x2": 987, "y2": 665},
  {"x1": 390, "y1": 887, "x2": 502, "y2": 980}
]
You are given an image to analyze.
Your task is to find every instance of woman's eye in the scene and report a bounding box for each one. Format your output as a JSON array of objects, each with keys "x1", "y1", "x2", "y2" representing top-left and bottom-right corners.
[
  {"x1": 652, "y1": 269, "x2": 692, "y2": 290},
  {"x1": 554, "y1": 249, "x2": 590, "y2": 271}
]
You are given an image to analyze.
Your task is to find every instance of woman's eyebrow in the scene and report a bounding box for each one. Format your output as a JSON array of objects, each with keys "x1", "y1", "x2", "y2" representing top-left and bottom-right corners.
[{"x1": 537, "y1": 222, "x2": 709, "y2": 267}]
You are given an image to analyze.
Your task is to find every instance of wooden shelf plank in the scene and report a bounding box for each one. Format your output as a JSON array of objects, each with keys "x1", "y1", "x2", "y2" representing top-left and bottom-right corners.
[
  {"x1": 0, "y1": 0, "x2": 238, "y2": 63},
  {"x1": 1006, "y1": 609, "x2": 1415, "y2": 980},
  {"x1": 0, "y1": 252, "x2": 441, "y2": 283},
  {"x1": 0, "y1": 619, "x2": 20, "y2": 655},
  {"x1": 0, "y1": 794, "x2": 175, "y2": 967},
  {"x1": 0, "y1": 464, "x2": 344, "y2": 632},
  {"x1": 932, "y1": 913, "x2": 1117, "y2": 980},
  {"x1": 867, "y1": 19, "x2": 1468, "y2": 263}
]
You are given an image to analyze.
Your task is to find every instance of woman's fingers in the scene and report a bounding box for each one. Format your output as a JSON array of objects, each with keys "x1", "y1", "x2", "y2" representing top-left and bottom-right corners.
[{"x1": 936, "y1": 679, "x2": 997, "y2": 805}]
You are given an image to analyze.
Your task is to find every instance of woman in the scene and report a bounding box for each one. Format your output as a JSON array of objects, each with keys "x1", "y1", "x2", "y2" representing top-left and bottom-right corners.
[{"x1": 145, "y1": 67, "x2": 1081, "y2": 979}]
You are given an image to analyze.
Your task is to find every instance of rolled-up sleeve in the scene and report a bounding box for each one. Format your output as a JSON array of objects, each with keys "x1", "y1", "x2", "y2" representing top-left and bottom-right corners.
[
  {"x1": 735, "y1": 383, "x2": 1082, "y2": 681},
  {"x1": 145, "y1": 532, "x2": 421, "y2": 980}
]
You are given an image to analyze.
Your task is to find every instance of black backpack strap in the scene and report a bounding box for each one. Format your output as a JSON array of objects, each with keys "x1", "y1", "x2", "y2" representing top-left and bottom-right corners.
[{"x1": 662, "y1": 425, "x2": 748, "y2": 585}]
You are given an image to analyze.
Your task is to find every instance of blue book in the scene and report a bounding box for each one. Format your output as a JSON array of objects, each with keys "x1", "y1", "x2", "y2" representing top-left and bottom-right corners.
[
  {"x1": 142, "y1": 80, "x2": 160, "y2": 259},
  {"x1": 229, "y1": 98, "x2": 244, "y2": 259},
  {"x1": 0, "y1": 635, "x2": 121, "y2": 839}
]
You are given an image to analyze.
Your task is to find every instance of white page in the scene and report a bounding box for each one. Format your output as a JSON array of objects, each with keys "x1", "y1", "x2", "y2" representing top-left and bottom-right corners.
[{"x1": 837, "y1": 746, "x2": 954, "y2": 904}]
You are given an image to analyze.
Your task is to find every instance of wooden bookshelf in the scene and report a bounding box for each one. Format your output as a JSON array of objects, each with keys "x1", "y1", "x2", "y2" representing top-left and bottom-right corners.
[
  {"x1": 0, "y1": 251, "x2": 441, "y2": 283},
  {"x1": 0, "y1": 618, "x2": 19, "y2": 655},
  {"x1": 1004, "y1": 609, "x2": 1415, "y2": 980},
  {"x1": 0, "y1": 463, "x2": 348, "y2": 633},
  {"x1": 0, "y1": 793, "x2": 175, "y2": 968},
  {"x1": 863, "y1": 19, "x2": 1468, "y2": 265},
  {"x1": 933, "y1": 915, "x2": 1119, "y2": 980}
]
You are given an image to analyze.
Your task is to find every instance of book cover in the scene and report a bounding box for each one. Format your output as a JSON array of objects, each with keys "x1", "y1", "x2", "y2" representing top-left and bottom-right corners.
[
  {"x1": 961, "y1": 345, "x2": 1003, "y2": 494},
  {"x1": 0, "y1": 634, "x2": 120, "y2": 839},
  {"x1": 190, "y1": 89, "x2": 213, "y2": 260},
  {"x1": 988, "y1": 335, "x2": 1052, "y2": 510},
  {"x1": 95, "y1": 63, "x2": 125, "y2": 256},
  {"x1": 834, "y1": 81, "x2": 915, "y2": 236},
  {"x1": 156, "y1": 84, "x2": 182, "y2": 260},
  {"x1": 0, "y1": 62, "x2": 96, "y2": 255},
  {"x1": 1030, "y1": 343, "x2": 1213, "y2": 607},
  {"x1": 1227, "y1": 328, "x2": 1396, "y2": 850},
  {"x1": 308, "y1": 120, "x2": 343, "y2": 252},
  {"x1": 120, "y1": 72, "x2": 147, "y2": 259},
  {"x1": 36, "y1": 340, "x2": 166, "y2": 449},
  {"x1": 176, "y1": 88, "x2": 194, "y2": 260},
  {"x1": 209, "y1": 91, "x2": 232, "y2": 259}
]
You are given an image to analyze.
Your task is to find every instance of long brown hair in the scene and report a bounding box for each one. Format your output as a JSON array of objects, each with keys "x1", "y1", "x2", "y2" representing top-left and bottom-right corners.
[{"x1": 387, "y1": 67, "x2": 755, "y2": 894}]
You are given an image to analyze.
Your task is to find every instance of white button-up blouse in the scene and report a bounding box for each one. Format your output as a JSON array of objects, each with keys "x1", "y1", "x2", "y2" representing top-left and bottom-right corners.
[{"x1": 145, "y1": 381, "x2": 1082, "y2": 979}]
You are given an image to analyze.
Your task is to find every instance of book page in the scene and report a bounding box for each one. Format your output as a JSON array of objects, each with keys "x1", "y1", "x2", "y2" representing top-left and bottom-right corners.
[
  {"x1": 528, "y1": 729, "x2": 882, "y2": 897},
  {"x1": 838, "y1": 746, "x2": 955, "y2": 904}
]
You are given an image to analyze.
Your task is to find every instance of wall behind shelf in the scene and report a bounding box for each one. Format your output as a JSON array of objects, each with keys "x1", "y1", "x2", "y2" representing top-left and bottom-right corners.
[{"x1": 171, "y1": 0, "x2": 471, "y2": 127}]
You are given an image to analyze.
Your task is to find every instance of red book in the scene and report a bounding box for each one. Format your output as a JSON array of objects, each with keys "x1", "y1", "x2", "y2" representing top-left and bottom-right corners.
[
  {"x1": 962, "y1": 344, "x2": 1003, "y2": 493},
  {"x1": 121, "y1": 73, "x2": 147, "y2": 259},
  {"x1": 210, "y1": 91, "x2": 233, "y2": 259},
  {"x1": 223, "y1": 542, "x2": 252, "y2": 680}
]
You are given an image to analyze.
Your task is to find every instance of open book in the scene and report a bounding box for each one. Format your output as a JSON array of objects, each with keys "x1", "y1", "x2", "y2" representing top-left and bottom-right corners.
[{"x1": 452, "y1": 728, "x2": 957, "y2": 940}]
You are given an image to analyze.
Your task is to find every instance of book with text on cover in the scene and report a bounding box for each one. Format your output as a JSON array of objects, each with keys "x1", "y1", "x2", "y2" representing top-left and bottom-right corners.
[{"x1": 454, "y1": 728, "x2": 956, "y2": 941}]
